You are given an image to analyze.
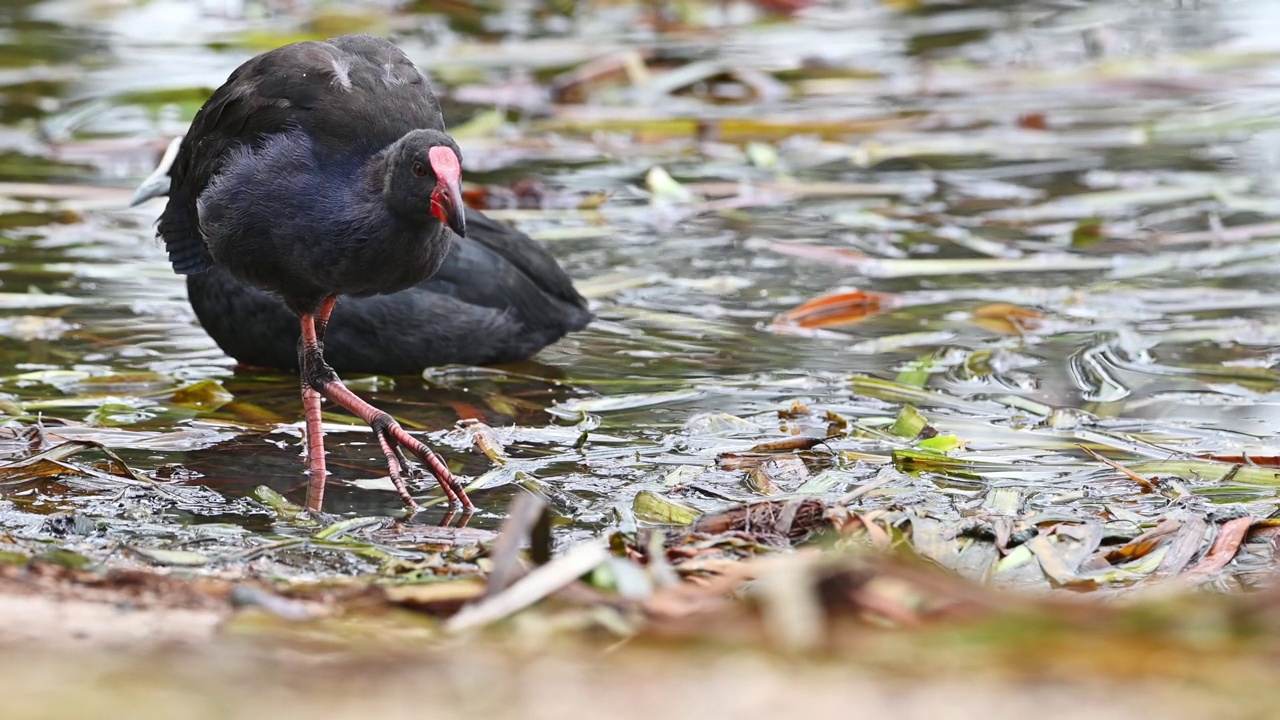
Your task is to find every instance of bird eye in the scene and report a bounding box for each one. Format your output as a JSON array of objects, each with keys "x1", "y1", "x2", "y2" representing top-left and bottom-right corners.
[{"x1": 412, "y1": 161, "x2": 428, "y2": 177}]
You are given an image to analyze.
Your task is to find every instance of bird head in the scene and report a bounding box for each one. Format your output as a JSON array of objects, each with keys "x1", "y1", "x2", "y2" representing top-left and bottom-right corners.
[{"x1": 386, "y1": 129, "x2": 465, "y2": 237}]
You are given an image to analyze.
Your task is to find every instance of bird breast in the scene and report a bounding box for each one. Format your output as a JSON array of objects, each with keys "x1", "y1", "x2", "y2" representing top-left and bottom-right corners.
[{"x1": 196, "y1": 130, "x2": 449, "y2": 303}]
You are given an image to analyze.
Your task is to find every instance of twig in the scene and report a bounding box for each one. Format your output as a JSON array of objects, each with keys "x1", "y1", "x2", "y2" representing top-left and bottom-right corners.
[{"x1": 445, "y1": 540, "x2": 611, "y2": 634}]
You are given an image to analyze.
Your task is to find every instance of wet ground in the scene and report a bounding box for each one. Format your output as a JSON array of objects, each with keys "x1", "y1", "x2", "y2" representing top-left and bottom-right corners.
[{"x1": 1, "y1": 0, "x2": 1280, "y2": 591}]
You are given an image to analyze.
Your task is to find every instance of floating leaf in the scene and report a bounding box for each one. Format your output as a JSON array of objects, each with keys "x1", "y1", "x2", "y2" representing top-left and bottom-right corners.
[
  {"x1": 684, "y1": 412, "x2": 761, "y2": 436},
  {"x1": 770, "y1": 289, "x2": 895, "y2": 330},
  {"x1": 313, "y1": 517, "x2": 387, "y2": 542},
  {"x1": 662, "y1": 465, "x2": 703, "y2": 487},
  {"x1": 632, "y1": 490, "x2": 702, "y2": 525},
  {"x1": 895, "y1": 353, "x2": 936, "y2": 389},
  {"x1": 37, "y1": 548, "x2": 91, "y2": 570},
  {"x1": 917, "y1": 434, "x2": 964, "y2": 453},
  {"x1": 85, "y1": 402, "x2": 153, "y2": 427},
  {"x1": 646, "y1": 166, "x2": 699, "y2": 204},
  {"x1": 132, "y1": 547, "x2": 210, "y2": 567},
  {"x1": 252, "y1": 485, "x2": 311, "y2": 523},
  {"x1": 0, "y1": 292, "x2": 86, "y2": 309},
  {"x1": 168, "y1": 380, "x2": 234, "y2": 412},
  {"x1": 890, "y1": 405, "x2": 928, "y2": 439},
  {"x1": 548, "y1": 389, "x2": 702, "y2": 419},
  {"x1": 1071, "y1": 218, "x2": 1106, "y2": 248},
  {"x1": 971, "y1": 304, "x2": 1046, "y2": 334}
]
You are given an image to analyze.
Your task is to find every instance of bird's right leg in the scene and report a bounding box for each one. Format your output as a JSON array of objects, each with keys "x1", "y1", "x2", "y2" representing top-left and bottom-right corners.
[
  {"x1": 299, "y1": 309, "x2": 331, "y2": 512},
  {"x1": 299, "y1": 297, "x2": 471, "y2": 511}
]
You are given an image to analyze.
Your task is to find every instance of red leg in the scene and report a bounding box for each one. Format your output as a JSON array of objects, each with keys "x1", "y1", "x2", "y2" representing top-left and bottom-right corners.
[
  {"x1": 299, "y1": 297, "x2": 473, "y2": 511},
  {"x1": 320, "y1": 380, "x2": 472, "y2": 509},
  {"x1": 300, "y1": 315, "x2": 328, "y2": 511},
  {"x1": 314, "y1": 296, "x2": 337, "y2": 340}
]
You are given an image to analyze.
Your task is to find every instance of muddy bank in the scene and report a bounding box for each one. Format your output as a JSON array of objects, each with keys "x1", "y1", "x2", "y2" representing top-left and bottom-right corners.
[
  {"x1": 0, "y1": 607, "x2": 1226, "y2": 720},
  {"x1": 0, "y1": 552, "x2": 1272, "y2": 720}
]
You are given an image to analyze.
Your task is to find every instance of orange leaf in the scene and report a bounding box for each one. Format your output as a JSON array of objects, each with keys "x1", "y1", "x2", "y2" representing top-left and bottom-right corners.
[
  {"x1": 1017, "y1": 112, "x2": 1049, "y2": 130},
  {"x1": 971, "y1": 303, "x2": 1045, "y2": 334},
  {"x1": 1182, "y1": 517, "x2": 1253, "y2": 582},
  {"x1": 1197, "y1": 454, "x2": 1280, "y2": 466},
  {"x1": 771, "y1": 289, "x2": 895, "y2": 330},
  {"x1": 444, "y1": 401, "x2": 488, "y2": 422}
]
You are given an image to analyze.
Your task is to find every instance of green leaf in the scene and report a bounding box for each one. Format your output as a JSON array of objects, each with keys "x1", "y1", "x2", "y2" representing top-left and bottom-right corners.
[
  {"x1": 917, "y1": 433, "x2": 964, "y2": 452},
  {"x1": 632, "y1": 490, "x2": 701, "y2": 525},
  {"x1": 132, "y1": 547, "x2": 211, "y2": 567},
  {"x1": 895, "y1": 353, "x2": 935, "y2": 388},
  {"x1": 890, "y1": 405, "x2": 928, "y2": 438},
  {"x1": 168, "y1": 379, "x2": 234, "y2": 411}
]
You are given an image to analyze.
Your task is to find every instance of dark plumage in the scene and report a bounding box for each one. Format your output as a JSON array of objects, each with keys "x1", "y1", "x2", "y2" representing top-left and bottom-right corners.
[
  {"x1": 160, "y1": 34, "x2": 463, "y2": 315},
  {"x1": 185, "y1": 208, "x2": 592, "y2": 375},
  {"x1": 154, "y1": 34, "x2": 486, "y2": 512}
]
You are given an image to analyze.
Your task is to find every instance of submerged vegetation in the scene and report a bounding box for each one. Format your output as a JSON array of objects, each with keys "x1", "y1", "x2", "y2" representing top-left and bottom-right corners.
[{"x1": 2, "y1": 0, "x2": 1280, "y2": 714}]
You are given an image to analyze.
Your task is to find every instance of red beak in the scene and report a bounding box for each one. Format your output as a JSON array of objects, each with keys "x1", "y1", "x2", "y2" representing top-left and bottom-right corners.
[{"x1": 428, "y1": 146, "x2": 465, "y2": 237}]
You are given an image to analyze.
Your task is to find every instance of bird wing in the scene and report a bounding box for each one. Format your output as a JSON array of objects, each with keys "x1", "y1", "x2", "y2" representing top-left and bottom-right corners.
[
  {"x1": 456, "y1": 209, "x2": 591, "y2": 312},
  {"x1": 159, "y1": 34, "x2": 444, "y2": 275}
]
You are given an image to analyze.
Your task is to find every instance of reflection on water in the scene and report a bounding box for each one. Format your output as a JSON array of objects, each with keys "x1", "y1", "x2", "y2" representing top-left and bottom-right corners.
[{"x1": 0, "y1": 0, "x2": 1279, "y2": 582}]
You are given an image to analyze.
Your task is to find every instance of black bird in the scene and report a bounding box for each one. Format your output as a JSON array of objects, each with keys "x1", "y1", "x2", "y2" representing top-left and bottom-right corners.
[
  {"x1": 183, "y1": 210, "x2": 591, "y2": 374},
  {"x1": 136, "y1": 148, "x2": 591, "y2": 374},
  {"x1": 150, "y1": 34, "x2": 500, "y2": 513}
]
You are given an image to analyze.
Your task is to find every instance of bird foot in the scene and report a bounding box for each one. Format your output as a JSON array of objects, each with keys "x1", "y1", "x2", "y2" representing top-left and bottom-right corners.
[
  {"x1": 342, "y1": 392, "x2": 474, "y2": 510},
  {"x1": 299, "y1": 309, "x2": 473, "y2": 512}
]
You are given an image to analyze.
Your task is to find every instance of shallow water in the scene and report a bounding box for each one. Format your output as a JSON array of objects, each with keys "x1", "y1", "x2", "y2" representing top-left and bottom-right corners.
[{"x1": 1, "y1": 0, "x2": 1280, "y2": 588}]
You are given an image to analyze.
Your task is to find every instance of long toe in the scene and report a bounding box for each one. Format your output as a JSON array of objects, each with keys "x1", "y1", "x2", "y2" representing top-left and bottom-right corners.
[
  {"x1": 370, "y1": 413, "x2": 472, "y2": 509},
  {"x1": 303, "y1": 345, "x2": 473, "y2": 510}
]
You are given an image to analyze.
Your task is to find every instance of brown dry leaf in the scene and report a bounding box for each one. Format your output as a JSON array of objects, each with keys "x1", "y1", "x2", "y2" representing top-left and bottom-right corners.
[
  {"x1": 465, "y1": 420, "x2": 509, "y2": 465},
  {"x1": 770, "y1": 289, "x2": 896, "y2": 330},
  {"x1": 971, "y1": 303, "x2": 1046, "y2": 334},
  {"x1": 367, "y1": 524, "x2": 497, "y2": 547},
  {"x1": 0, "y1": 440, "x2": 149, "y2": 485},
  {"x1": 754, "y1": 551, "x2": 825, "y2": 652},
  {"x1": 777, "y1": 400, "x2": 811, "y2": 419},
  {"x1": 747, "y1": 457, "x2": 809, "y2": 495},
  {"x1": 850, "y1": 577, "x2": 926, "y2": 628},
  {"x1": 685, "y1": 498, "x2": 830, "y2": 543},
  {"x1": 443, "y1": 400, "x2": 489, "y2": 422},
  {"x1": 750, "y1": 0, "x2": 814, "y2": 15},
  {"x1": 1181, "y1": 517, "x2": 1254, "y2": 582},
  {"x1": 857, "y1": 511, "x2": 893, "y2": 552},
  {"x1": 444, "y1": 541, "x2": 611, "y2": 634},
  {"x1": 383, "y1": 580, "x2": 487, "y2": 616},
  {"x1": 1155, "y1": 512, "x2": 1208, "y2": 578},
  {"x1": 1079, "y1": 445, "x2": 1157, "y2": 490},
  {"x1": 746, "y1": 464, "x2": 780, "y2": 495},
  {"x1": 1103, "y1": 517, "x2": 1181, "y2": 564},
  {"x1": 645, "y1": 558, "x2": 761, "y2": 620},
  {"x1": 1196, "y1": 453, "x2": 1280, "y2": 466},
  {"x1": 1028, "y1": 524, "x2": 1104, "y2": 586},
  {"x1": 908, "y1": 515, "x2": 962, "y2": 570},
  {"x1": 550, "y1": 50, "x2": 652, "y2": 104},
  {"x1": 484, "y1": 494, "x2": 550, "y2": 597},
  {"x1": 1016, "y1": 112, "x2": 1050, "y2": 130},
  {"x1": 748, "y1": 437, "x2": 826, "y2": 453},
  {"x1": 716, "y1": 453, "x2": 763, "y2": 471},
  {"x1": 825, "y1": 505, "x2": 864, "y2": 536}
]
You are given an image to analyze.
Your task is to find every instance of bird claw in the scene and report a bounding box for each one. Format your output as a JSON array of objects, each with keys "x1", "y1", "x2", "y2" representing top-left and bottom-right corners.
[{"x1": 368, "y1": 413, "x2": 473, "y2": 510}]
